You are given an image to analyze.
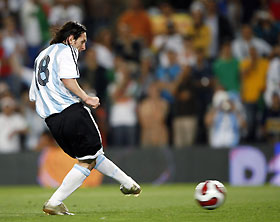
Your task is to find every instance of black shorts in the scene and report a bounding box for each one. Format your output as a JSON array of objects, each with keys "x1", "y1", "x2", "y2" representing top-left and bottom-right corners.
[{"x1": 45, "y1": 103, "x2": 103, "y2": 159}]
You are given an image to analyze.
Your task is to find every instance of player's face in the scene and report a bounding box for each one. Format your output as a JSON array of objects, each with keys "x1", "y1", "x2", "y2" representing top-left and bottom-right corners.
[{"x1": 73, "y1": 32, "x2": 87, "y2": 52}]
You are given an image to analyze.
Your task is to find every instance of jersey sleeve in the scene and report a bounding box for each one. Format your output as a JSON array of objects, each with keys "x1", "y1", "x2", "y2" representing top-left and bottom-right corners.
[
  {"x1": 29, "y1": 76, "x2": 36, "y2": 101},
  {"x1": 58, "y1": 47, "x2": 79, "y2": 79}
]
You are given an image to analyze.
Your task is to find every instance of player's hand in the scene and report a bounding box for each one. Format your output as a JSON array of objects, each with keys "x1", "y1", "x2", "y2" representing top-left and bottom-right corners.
[{"x1": 84, "y1": 96, "x2": 100, "y2": 109}]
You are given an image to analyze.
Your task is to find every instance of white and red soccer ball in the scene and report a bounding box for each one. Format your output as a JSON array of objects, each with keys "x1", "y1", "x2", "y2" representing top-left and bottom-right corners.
[{"x1": 194, "y1": 180, "x2": 226, "y2": 210}]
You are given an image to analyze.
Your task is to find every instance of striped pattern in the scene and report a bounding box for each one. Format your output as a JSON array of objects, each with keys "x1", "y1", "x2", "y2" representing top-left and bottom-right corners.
[
  {"x1": 29, "y1": 43, "x2": 80, "y2": 118},
  {"x1": 74, "y1": 164, "x2": 90, "y2": 177}
]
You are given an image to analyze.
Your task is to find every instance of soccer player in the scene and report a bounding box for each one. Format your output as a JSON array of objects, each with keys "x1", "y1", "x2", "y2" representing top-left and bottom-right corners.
[{"x1": 29, "y1": 21, "x2": 141, "y2": 215}]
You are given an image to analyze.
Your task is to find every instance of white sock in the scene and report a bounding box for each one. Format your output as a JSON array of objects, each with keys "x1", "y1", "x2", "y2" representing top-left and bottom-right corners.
[
  {"x1": 94, "y1": 155, "x2": 135, "y2": 188},
  {"x1": 48, "y1": 164, "x2": 90, "y2": 206}
]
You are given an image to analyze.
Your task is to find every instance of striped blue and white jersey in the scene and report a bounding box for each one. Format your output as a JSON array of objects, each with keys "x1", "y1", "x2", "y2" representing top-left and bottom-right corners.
[{"x1": 29, "y1": 43, "x2": 80, "y2": 118}]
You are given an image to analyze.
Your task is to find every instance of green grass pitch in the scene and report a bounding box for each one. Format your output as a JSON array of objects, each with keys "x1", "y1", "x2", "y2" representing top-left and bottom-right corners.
[{"x1": 0, "y1": 184, "x2": 279, "y2": 222}]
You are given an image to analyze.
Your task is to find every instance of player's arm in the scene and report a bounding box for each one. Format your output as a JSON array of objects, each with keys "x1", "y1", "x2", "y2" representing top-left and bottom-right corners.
[{"x1": 61, "y1": 78, "x2": 100, "y2": 109}]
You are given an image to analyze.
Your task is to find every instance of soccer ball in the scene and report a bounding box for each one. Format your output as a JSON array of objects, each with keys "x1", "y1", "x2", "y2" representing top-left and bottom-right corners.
[{"x1": 194, "y1": 180, "x2": 226, "y2": 210}]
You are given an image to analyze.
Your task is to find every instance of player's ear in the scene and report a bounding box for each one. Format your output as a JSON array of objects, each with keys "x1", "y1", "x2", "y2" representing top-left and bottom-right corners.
[{"x1": 67, "y1": 35, "x2": 76, "y2": 45}]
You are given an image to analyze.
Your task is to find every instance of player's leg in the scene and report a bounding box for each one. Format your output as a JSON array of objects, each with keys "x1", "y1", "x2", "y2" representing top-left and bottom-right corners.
[
  {"x1": 43, "y1": 154, "x2": 141, "y2": 215},
  {"x1": 94, "y1": 154, "x2": 141, "y2": 196},
  {"x1": 82, "y1": 105, "x2": 141, "y2": 195},
  {"x1": 43, "y1": 159, "x2": 96, "y2": 215}
]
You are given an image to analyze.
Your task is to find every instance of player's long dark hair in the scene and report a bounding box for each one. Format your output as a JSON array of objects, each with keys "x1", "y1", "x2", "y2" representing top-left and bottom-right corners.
[{"x1": 50, "y1": 21, "x2": 87, "y2": 45}]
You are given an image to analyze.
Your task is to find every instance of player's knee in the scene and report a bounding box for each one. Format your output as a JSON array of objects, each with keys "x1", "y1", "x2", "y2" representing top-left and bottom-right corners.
[{"x1": 78, "y1": 159, "x2": 96, "y2": 171}]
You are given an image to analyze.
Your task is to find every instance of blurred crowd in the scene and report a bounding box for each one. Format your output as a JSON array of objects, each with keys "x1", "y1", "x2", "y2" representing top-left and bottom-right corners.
[{"x1": 0, "y1": 0, "x2": 280, "y2": 154}]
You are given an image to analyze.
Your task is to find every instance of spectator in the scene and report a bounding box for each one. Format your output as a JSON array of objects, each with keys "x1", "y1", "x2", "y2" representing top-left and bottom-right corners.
[
  {"x1": 152, "y1": 20, "x2": 183, "y2": 67},
  {"x1": 0, "y1": 82, "x2": 12, "y2": 100},
  {"x1": 204, "y1": 0, "x2": 234, "y2": 58},
  {"x1": 253, "y1": 10, "x2": 280, "y2": 46},
  {"x1": 187, "y1": 1, "x2": 211, "y2": 56},
  {"x1": 79, "y1": 47, "x2": 109, "y2": 102},
  {"x1": 232, "y1": 24, "x2": 272, "y2": 60},
  {"x1": 190, "y1": 47, "x2": 214, "y2": 143},
  {"x1": 213, "y1": 41, "x2": 240, "y2": 93},
  {"x1": 205, "y1": 90, "x2": 246, "y2": 148},
  {"x1": 0, "y1": 97, "x2": 28, "y2": 153},
  {"x1": 0, "y1": 0, "x2": 10, "y2": 19},
  {"x1": 2, "y1": 15, "x2": 26, "y2": 64},
  {"x1": 83, "y1": 0, "x2": 114, "y2": 39},
  {"x1": 264, "y1": 45, "x2": 280, "y2": 108},
  {"x1": 48, "y1": 0, "x2": 83, "y2": 26},
  {"x1": 118, "y1": 0, "x2": 153, "y2": 46},
  {"x1": 114, "y1": 23, "x2": 143, "y2": 65},
  {"x1": 240, "y1": 46, "x2": 269, "y2": 141},
  {"x1": 226, "y1": 0, "x2": 242, "y2": 33},
  {"x1": 0, "y1": 19, "x2": 25, "y2": 98},
  {"x1": 178, "y1": 35, "x2": 196, "y2": 67},
  {"x1": 8, "y1": 47, "x2": 34, "y2": 89},
  {"x1": 1, "y1": 0, "x2": 24, "y2": 20},
  {"x1": 135, "y1": 51, "x2": 155, "y2": 101},
  {"x1": 93, "y1": 28, "x2": 115, "y2": 71},
  {"x1": 2, "y1": 15, "x2": 36, "y2": 96},
  {"x1": 149, "y1": 1, "x2": 192, "y2": 36},
  {"x1": 0, "y1": 27, "x2": 14, "y2": 93},
  {"x1": 172, "y1": 66, "x2": 198, "y2": 148},
  {"x1": 156, "y1": 49, "x2": 181, "y2": 104},
  {"x1": 108, "y1": 57, "x2": 138, "y2": 147},
  {"x1": 79, "y1": 48, "x2": 109, "y2": 147},
  {"x1": 21, "y1": 90, "x2": 46, "y2": 150},
  {"x1": 138, "y1": 82, "x2": 169, "y2": 148},
  {"x1": 20, "y1": 0, "x2": 50, "y2": 67}
]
